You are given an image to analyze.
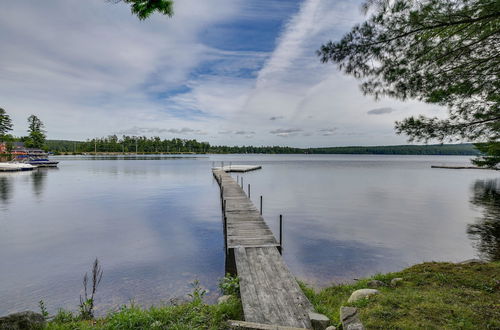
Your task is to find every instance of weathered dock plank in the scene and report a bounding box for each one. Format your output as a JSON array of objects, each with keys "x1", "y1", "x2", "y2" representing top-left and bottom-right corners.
[
  {"x1": 213, "y1": 169, "x2": 314, "y2": 329},
  {"x1": 228, "y1": 319, "x2": 308, "y2": 330},
  {"x1": 213, "y1": 165, "x2": 262, "y2": 172},
  {"x1": 214, "y1": 169, "x2": 279, "y2": 248}
]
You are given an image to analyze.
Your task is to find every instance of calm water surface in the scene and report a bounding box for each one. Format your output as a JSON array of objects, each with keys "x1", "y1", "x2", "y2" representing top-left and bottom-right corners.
[{"x1": 0, "y1": 154, "x2": 498, "y2": 315}]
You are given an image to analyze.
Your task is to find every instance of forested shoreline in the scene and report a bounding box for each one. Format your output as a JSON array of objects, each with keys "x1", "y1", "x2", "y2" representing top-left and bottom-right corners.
[{"x1": 44, "y1": 136, "x2": 480, "y2": 155}]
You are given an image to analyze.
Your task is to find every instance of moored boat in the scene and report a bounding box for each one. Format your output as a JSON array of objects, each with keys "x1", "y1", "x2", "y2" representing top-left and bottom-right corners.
[
  {"x1": 14, "y1": 150, "x2": 59, "y2": 167},
  {"x1": 25, "y1": 157, "x2": 59, "y2": 167},
  {"x1": 0, "y1": 162, "x2": 36, "y2": 172}
]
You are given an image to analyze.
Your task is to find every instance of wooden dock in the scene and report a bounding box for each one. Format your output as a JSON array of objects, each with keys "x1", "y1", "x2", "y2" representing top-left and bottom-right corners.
[
  {"x1": 431, "y1": 165, "x2": 497, "y2": 170},
  {"x1": 213, "y1": 165, "x2": 262, "y2": 173},
  {"x1": 213, "y1": 169, "x2": 315, "y2": 329}
]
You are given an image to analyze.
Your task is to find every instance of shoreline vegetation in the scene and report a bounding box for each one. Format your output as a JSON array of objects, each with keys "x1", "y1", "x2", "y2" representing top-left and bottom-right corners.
[
  {"x1": 3, "y1": 261, "x2": 498, "y2": 329},
  {"x1": 44, "y1": 138, "x2": 481, "y2": 156}
]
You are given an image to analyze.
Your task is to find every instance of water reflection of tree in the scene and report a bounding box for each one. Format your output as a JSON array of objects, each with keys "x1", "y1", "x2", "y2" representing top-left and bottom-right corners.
[
  {"x1": 32, "y1": 169, "x2": 47, "y2": 197},
  {"x1": 467, "y1": 179, "x2": 500, "y2": 261},
  {"x1": 0, "y1": 176, "x2": 12, "y2": 203}
]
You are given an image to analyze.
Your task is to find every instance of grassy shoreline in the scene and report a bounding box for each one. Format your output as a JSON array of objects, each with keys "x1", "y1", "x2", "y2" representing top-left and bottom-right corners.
[
  {"x1": 303, "y1": 261, "x2": 500, "y2": 329},
  {"x1": 41, "y1": 261, "x2": 499, "y2": 329}
]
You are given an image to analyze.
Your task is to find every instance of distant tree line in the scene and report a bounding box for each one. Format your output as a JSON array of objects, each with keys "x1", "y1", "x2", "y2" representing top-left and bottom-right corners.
[
  {"x1": 47, "y1": 135, "x2": 210, "y2": 153},
  {"x1": 310, "y1": 144, "x2": 481, "y2": 156},
  {"x1": 45, "y1": 136, "x2": 481, "y2": 155}
]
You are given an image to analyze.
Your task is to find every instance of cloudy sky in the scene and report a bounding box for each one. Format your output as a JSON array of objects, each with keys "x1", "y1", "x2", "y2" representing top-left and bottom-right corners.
[{"x1": 0, "y1": 0, "x2": 446, "y2": 147}]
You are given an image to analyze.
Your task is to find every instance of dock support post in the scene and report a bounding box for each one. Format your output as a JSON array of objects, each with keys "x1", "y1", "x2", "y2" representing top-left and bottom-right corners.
[
  {"x1": 248, "y1": 184, "x2": 250, "y2": 198},
  {"x1": 260, "y1": 196, "x2": 262, "y2": 215},
  {"x1": 223, "y1": 199, "x2": 228, "y2": 254},
  {"x1": 223, "y1": 214, "x2": 228, "y2": 253},
  {"x1": 241, "y1": 177, "x2": 243, "y2": 188},
  {"x1": 279, "y1": 214, "x2": 283, "y2": 255},
  {"x1": 224, "y1": 247, "x2": 236, "y2": 275}
]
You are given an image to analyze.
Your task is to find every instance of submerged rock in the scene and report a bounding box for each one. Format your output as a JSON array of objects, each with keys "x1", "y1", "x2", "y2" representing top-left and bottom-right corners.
[
  {"x1": 168, "y1": 297, "x2": 190, "y2": 306},
  {"x1": 0, "y1": 311, "x2": 45, "y2": 330},
  {"x1": 340, "y1": 306, "x2": 364, "y2": 330},
  {"x1": 347, "y1": 289, "x2": 379, "y2": 303}
]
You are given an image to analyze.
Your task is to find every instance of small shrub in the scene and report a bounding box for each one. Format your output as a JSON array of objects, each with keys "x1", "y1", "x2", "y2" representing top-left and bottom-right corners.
[
  {"x1": 79, "y1": 258, "x2": 103, "y2": 320},
  {"x1": 39, "y1": 300, "x2": 49, "y2": 319},
  {"x1": 52, "y1": 309, "x2": 77, "y2": 323},
  {"x1": 188, "y1": 279, "x2": 207, "y2": 303},
  {"x1": 219, "y1": 274, "x2": 239, "y2": 296}
]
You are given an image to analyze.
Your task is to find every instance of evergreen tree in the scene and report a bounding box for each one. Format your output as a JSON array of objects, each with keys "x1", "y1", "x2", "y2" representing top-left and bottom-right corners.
[
  {"x1": 111, "y1": 0, "x2": 174, "y2": 19},
  {"x1": 0, "y1": 108, "x2": 13, "y2": 139},
  {"x1": 473, "y1": 142, "x2": 500, "y2": 168},
  {"x1": 25, "y1": 115, "x2": 46, "y2": 149},
  {"x1": 318, "y1": 0, "x2": 499, "y2": 166}
]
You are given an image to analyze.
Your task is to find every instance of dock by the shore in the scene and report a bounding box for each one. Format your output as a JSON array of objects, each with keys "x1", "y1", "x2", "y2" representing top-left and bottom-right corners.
[{"x1": 213, "y1": 169, "x2": 320, "y2": 329}]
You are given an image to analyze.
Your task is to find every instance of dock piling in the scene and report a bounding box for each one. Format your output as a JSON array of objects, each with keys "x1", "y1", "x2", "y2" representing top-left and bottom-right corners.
[
  {"x1": 260, "y1": 195, "x2": 263, "y2": 215},
  {"x1": 248, "y1": 184, "x2": 250, "y2": 198},
  {"x1": 223, "y1": 214, "x2": 228, "y2": 253},
  {"x1": 279, "y1": 214, "x2": 283, "y2": 255}
]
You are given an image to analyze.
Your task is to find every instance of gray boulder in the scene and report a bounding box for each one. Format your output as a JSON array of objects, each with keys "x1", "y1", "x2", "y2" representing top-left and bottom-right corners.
[
  {"x1": 217, "y1": 295, "x2": 232, "y2": 305},
  {"x1": 0, "y1": 311, "x2": 45, "y2": 330},
  {"x1": 367, "y1": 280, "x2": 386, "y2": 288},
  {"x1": 340, "y1": 306, "x2": 364, "y2": 330},
  {"x1": 308, "y1": 311, "x2": 330, "y2": 330},
  {"x1": 347, "y1": 289, "x2": 379, "y2": 303},
  {"x1": 390, "y1": 278, "x2": 404, "y2": 286}
]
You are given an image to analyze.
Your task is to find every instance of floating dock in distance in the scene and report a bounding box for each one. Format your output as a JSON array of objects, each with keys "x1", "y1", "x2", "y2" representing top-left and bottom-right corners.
[
  {"x1": 213, "y1": 165, "x2": 262, "y2": 173},
  {"x1": 431, "y1": 165, "x2": 497, "y2": 170}
]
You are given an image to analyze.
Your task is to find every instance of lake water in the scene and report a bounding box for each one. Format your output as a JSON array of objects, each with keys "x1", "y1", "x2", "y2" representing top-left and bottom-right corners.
[{"x1": 0, "y1": 154, "x2": 498, "y2": 315}]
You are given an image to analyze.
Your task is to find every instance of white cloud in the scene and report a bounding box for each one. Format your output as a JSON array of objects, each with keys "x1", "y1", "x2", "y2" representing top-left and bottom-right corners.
[
  {"x1": 270, "y1": 128, "x2": 303, "y2": 137},
  {"x1": 367, "y1": 107, "x2": 396, "y2": 115},
  {"x1": 115, "y1": 127, "x2": 208, "y2": 136},
  {"x1": 0, "y1": 0, "x2": 450, "y2": 147},
  {"x1": 319, "y1": 128, "x2": 337, "y2": 136},
  {"x1": 0, "y1": 0, "x2": 239, "y2": 139}
]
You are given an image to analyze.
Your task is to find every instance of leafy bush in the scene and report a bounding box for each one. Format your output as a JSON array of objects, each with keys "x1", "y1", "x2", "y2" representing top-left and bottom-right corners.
[{"x1": 218, "y1": 274, "x2": 239, "y2": 296}]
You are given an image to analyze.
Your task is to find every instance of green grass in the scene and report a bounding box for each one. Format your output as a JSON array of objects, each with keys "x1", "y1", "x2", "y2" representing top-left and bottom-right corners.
[
  {"x1": 45, "y1": 296, "x2": 243, "y2": 330},
  {"x1": 301, "y1": 261, "x2": 500, "y2": 329},
  {"x1": 45, "y1": 263, "x2": 499, "y2": 329}
]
